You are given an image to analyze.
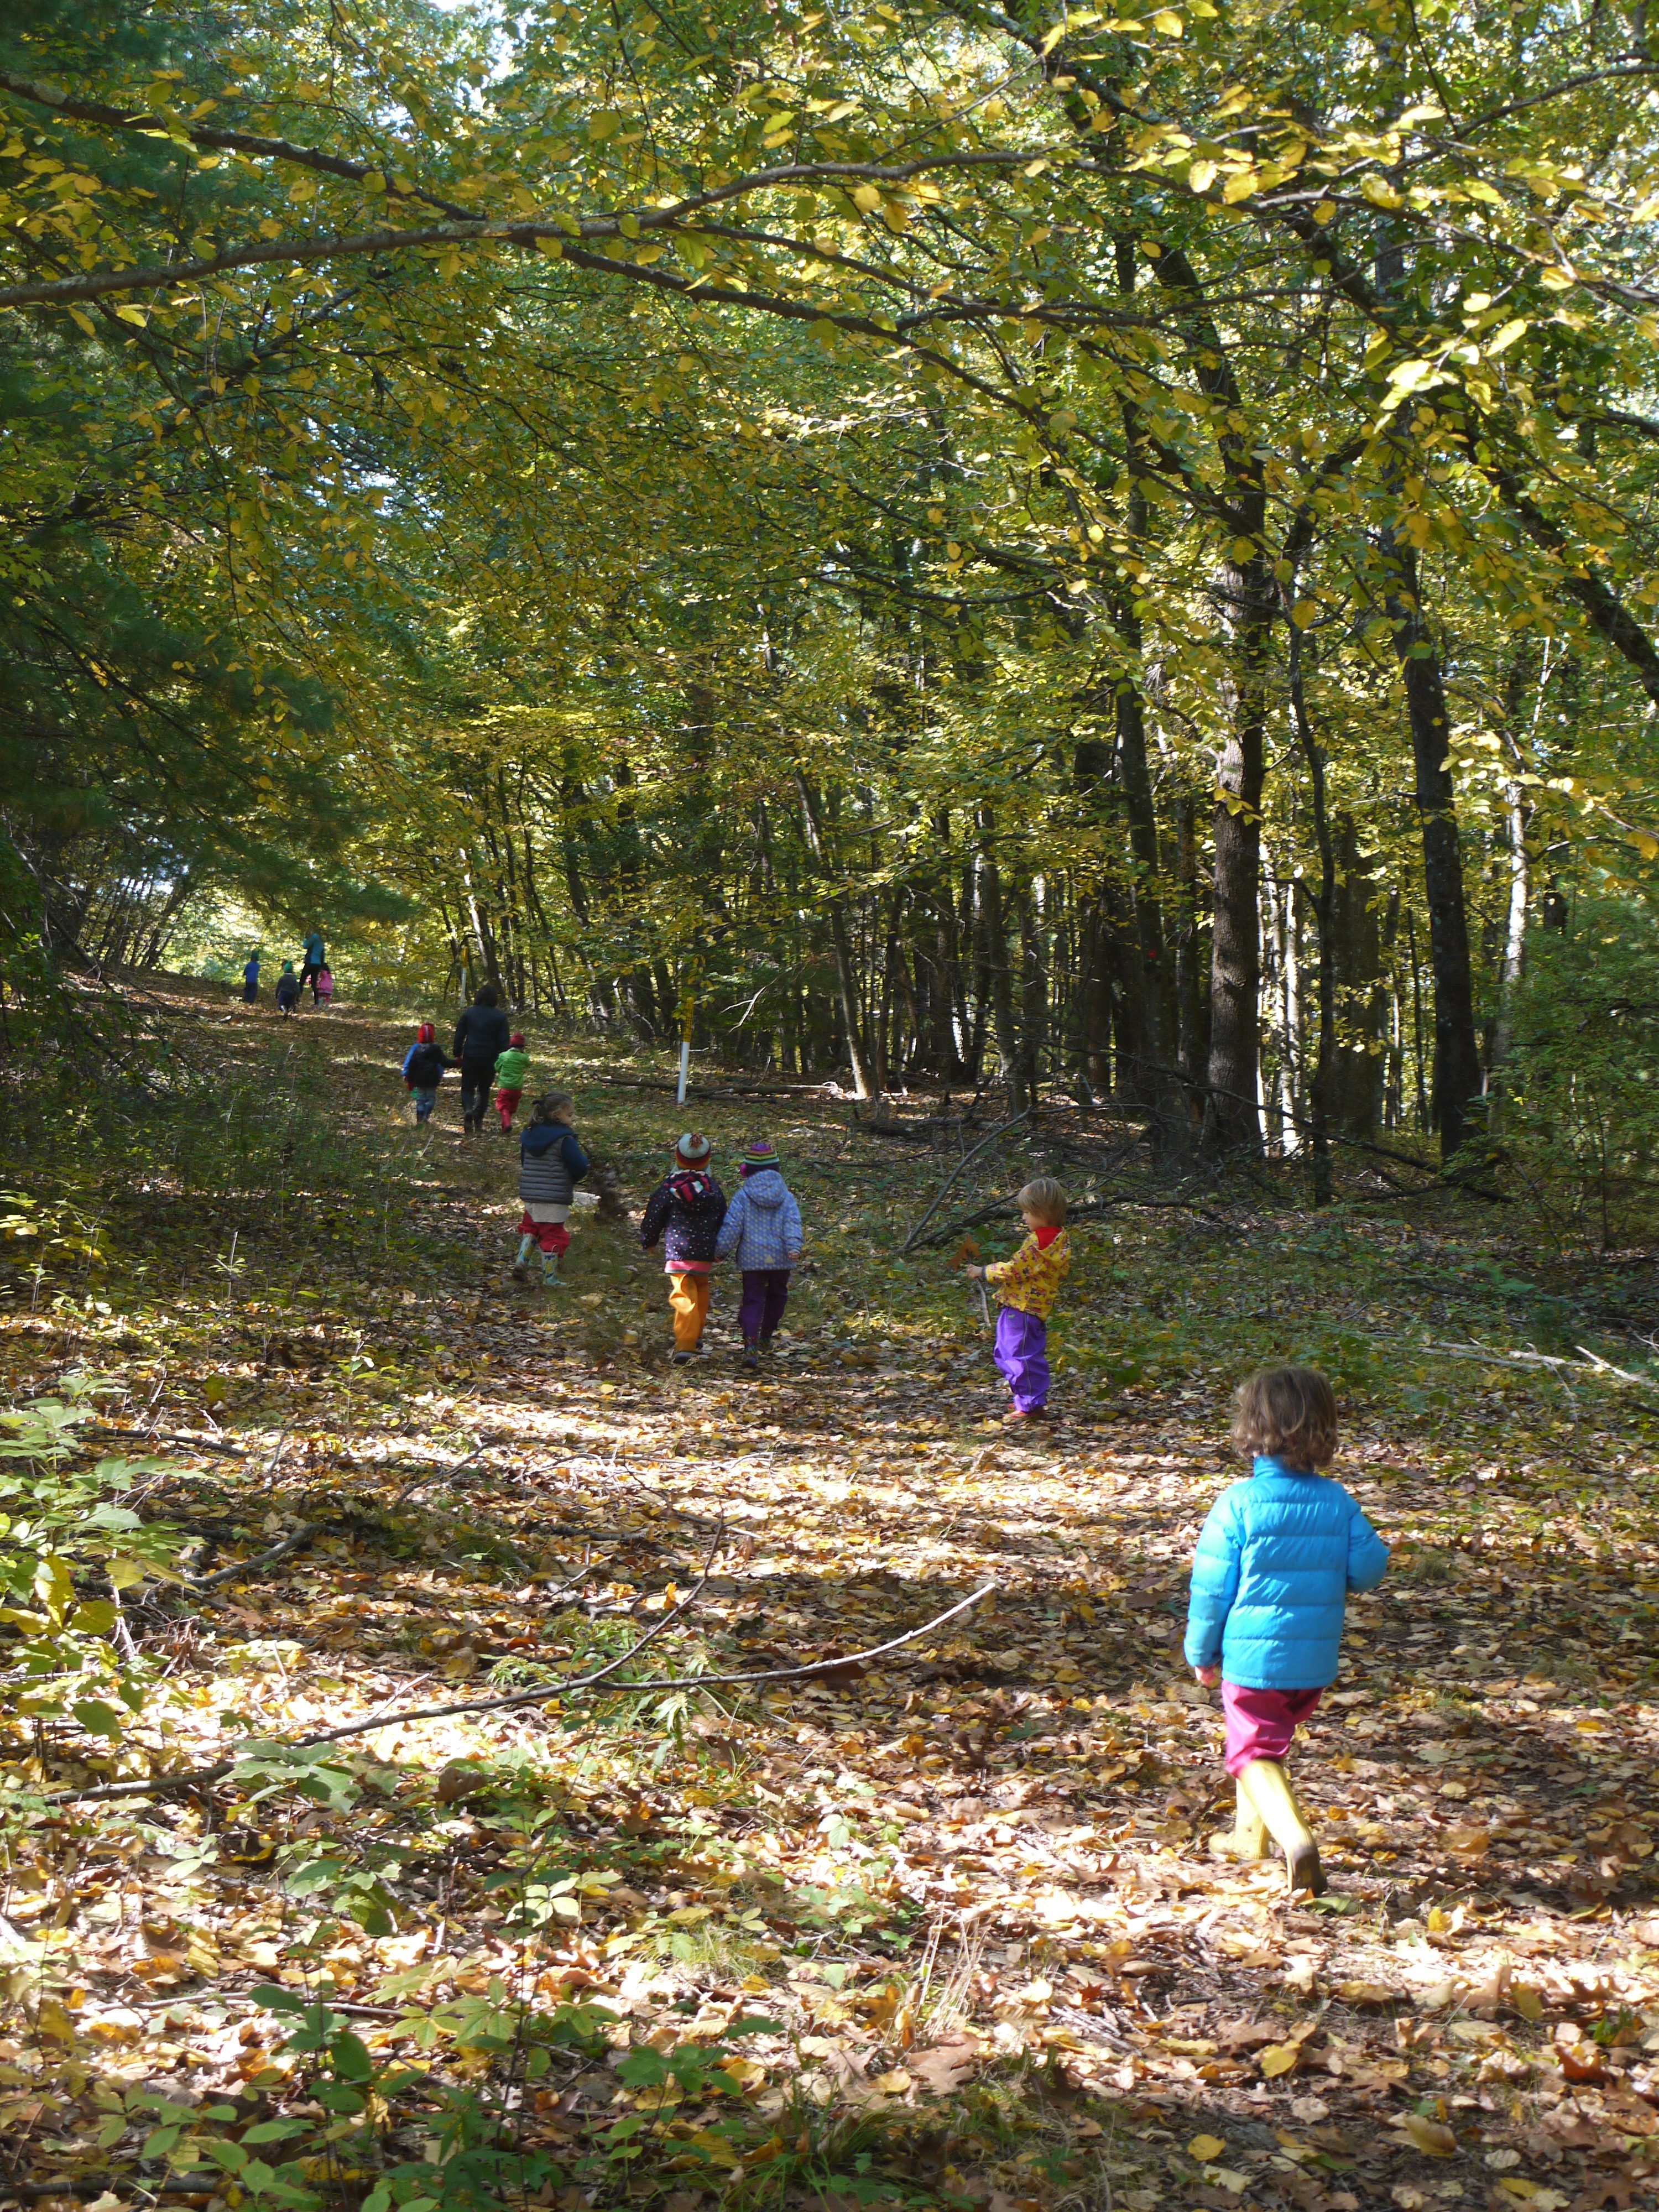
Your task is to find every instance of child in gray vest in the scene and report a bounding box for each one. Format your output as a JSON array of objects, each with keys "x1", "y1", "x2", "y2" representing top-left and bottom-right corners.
[{"x1": 514, "y1": 1092, "x2": 589, "y2": 1288}]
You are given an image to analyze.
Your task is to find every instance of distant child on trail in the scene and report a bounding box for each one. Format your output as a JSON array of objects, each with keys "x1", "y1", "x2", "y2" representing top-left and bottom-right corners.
[
  {"x1": 401, "y1": 1022, "x2": 447, "y2": 1124},
  {"x1": 1185, "y1": 1365, "x2": 1389, "y2": 1896},
  {"x1": 715, "y1": 1137, "x2": 802, "y2": 1365},
  {"x1": 275, "y1": 961, "x2": 300, "y2": 1016},
  {"x1": 243, "y1": 952, "x2": 261, "y2": 1004},
  {"x1": 515, "y1": 1091, "x2": 589, "y2": 1288},
  {"x1": 963, "y1": 1177, "x2": 1070, "y2": 1423},
  {"x1": 639, "y1": 1134, "x2": 727, "y2": 1363},
  {"x1": 314, "y1": 964, "x2": 334, "y2": 1008},
  {"x1": 494, "y1": 1032, "x2": 531, "y2": 1132},
  {"x1": 300, "y1": 930, "x2": 326, "y2": 992}
]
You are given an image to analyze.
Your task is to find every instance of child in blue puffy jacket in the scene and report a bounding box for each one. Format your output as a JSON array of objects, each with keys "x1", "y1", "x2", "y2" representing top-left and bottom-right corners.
[{"x1": 1185, "y1": 1365, "x2": 1389, "y2": 1896}]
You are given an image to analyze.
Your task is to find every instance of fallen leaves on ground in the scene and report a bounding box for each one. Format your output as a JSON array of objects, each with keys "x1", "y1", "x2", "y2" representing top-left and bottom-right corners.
[{"x1": 3, "y1": 981, "x2": 1659, "y2": 2212}]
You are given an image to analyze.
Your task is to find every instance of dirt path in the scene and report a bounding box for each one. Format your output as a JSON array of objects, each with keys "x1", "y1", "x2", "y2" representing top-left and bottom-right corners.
[{"x1": 5, "y1": 985, "x2": 1659, "y2": 2212}]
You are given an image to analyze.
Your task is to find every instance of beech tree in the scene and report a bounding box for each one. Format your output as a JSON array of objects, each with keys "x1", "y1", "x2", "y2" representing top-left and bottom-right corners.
[{"x1": 4, "y1": 0, "x2": 1659, "y2": 1176}]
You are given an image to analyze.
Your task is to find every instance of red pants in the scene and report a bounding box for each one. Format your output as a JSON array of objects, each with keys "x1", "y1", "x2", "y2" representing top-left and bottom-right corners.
[
  {"x1": 1221, "y1": 1682, "x2": 1323, "y2": 1776},
  {"x1": 518, "y1": 1212, "x2": 569, "y2": 1258},
  {"x1": 496, "y1": 1087, "x2": 523, "y2": 1129}
]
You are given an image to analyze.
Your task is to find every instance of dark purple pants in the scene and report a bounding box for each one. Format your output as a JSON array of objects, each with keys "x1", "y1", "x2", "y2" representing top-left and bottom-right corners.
[
  {"x1": 994, "y1": 1306, "x2": 1049, "y2": 1412},
  {"x1": 738, "y1": 1268, "x2": 790, "y2": 1346}
]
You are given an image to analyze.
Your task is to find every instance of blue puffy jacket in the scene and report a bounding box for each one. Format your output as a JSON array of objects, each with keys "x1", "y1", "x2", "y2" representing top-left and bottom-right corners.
[{"x1": 1183, "y1": 1457, "x2": 1389, "y2": 1691}]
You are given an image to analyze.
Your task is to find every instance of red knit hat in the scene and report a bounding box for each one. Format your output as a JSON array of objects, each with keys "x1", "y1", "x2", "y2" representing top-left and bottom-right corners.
[
  {"x1": 675, "y1": 1131, "x2": 711, "y2": 1165},
  {"x1": 509, "y1": 1031, "x2": 525, "y2": 1047},
  {"x1": 416, "y1": 1022, "x2": 435, "y2": 1043}
]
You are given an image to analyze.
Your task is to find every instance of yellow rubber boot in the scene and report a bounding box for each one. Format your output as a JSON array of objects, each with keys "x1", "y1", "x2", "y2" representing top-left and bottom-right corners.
[
  {"x1": 1208, "y1": 1781, "x2": 1269, "y2": 1864},
  {"x1": 1238, "y1": 1759, "x2": 1325, "y2": 1895}
]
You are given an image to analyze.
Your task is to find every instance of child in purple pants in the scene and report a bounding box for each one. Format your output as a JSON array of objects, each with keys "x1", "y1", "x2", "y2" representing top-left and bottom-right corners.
[
  {"x1": 963, "y1": 1178, "x2": 1070, "y2": 1423},
  {"x1": 714, "y1": 1138, "x2": 804, "y2": 1366}
]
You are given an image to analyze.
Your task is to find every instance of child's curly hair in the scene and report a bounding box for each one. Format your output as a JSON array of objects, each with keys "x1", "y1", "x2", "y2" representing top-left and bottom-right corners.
[
  {"x1": 528, "y1": 1091, "x2": 574, "y2": 1125},
  {"x1": 1016, "y1": 1177, "x2": 1068, "y2": 1227},
  {"x1": 1231, "y1": 1365, "x2": 1338, "y2": 1470}
]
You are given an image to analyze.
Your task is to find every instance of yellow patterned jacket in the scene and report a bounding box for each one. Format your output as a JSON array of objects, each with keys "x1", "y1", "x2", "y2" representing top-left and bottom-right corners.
[{"x1": 984, "y1": 1228, "x2": 1071, "y2": 1318}]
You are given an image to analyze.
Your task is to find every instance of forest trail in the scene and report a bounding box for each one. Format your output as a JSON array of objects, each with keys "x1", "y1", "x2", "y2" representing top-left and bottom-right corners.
[{"x1": 8, "y1": 982, "x2": 1659, "y2": 2212}]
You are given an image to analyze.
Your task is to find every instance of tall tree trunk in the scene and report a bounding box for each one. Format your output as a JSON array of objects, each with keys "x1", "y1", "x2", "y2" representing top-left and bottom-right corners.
[
  {"x1": 461, "y1": 851, "x2": 502, "y2": 993},
  {"x1": 1014, "y1": 878, "x2": 1046, "y2": 1112},
  {"x1": 975, "y1": 813, "x2": 1025, "y2": 1112},
  {"x1": 797, "y1": 775, "x2": 873, "y2": 1099},
  {"x1": 1172, "y1": 789, "x2": 1207, "y2": 1137},
  {"x1": 1078, "y1": 889, "x2": 1114, "y2": 1098},
  {"x1": 1381, "y1": 534, "x2": 1483, "y2": 1158},
  {"x1": 1289, "y1": 627, "x2": 1336, "y2": 1204},
  {"x1": 1203, "y1": 556, "x2": 1272, "y2": 1156},
  {"x1": 1331, "y1": 817, "x2": 1385, "y2": 1139},
  {"x1": 1406, "y1": 905, "x2": 1431, "y2": 1134}
]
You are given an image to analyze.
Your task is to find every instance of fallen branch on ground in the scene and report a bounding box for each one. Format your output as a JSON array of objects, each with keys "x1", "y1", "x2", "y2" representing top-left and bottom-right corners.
[{"x1": 44, "y1": 1576, "x2": 994, "y2": 1806}]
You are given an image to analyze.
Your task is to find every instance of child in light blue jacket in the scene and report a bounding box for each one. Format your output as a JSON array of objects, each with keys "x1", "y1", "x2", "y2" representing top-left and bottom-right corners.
[
  {"x1": 714, "y1": 1138, "x2": 802, "y2": 1365},
  {"x1": 1185, "y1": 1365, "x2": 1389, "y2": 1895}
]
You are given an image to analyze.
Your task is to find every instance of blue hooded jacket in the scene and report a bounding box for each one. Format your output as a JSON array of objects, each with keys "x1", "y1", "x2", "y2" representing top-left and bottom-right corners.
[
  {"x1": 1183, "y1": 1457, "x2": 1389, "y2": 1692},
  {"x1": 715, "y1": 1168, "x2": 802, "y2": 1270}
]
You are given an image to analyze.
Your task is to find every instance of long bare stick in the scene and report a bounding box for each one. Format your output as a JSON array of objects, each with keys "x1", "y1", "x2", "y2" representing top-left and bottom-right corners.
[
  {"x1": 47, "y1": 1579, "x2": 994, "y2": 1806},
  {"x1": 901, "y1": 1112, "x2": 1032, "y2": 1253}
]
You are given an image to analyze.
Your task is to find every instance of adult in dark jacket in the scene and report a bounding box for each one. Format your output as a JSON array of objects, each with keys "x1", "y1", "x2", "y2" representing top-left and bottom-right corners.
[
  {"x1": 452, "y1": 983, "x2": 512, "y2": 1133},
  {"x1": 639, "y1": 1133, "x2": 727, "y2": 1361}
]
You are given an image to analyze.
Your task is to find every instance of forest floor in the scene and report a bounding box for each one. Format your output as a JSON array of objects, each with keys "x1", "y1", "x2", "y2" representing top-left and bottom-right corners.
[{"x1": 7, "y1": 979, "x2": 1659, "y2": 2212}]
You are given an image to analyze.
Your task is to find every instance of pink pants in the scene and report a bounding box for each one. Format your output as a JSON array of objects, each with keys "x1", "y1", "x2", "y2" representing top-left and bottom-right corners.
[{"x1": 1221, "y1": 1682, "x2": 1323, "y2": 1777}]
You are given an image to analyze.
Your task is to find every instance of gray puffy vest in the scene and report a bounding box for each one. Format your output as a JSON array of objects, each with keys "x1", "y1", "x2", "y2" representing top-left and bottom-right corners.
[{"x1": 520, "y1": 1136, "x2": 575, "y2": 1206}]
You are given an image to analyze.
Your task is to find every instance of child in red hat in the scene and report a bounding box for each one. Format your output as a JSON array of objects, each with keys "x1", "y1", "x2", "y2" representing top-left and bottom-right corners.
[{"x1": 400, "y1": 1022, "x2": 448, "y2": 1124}]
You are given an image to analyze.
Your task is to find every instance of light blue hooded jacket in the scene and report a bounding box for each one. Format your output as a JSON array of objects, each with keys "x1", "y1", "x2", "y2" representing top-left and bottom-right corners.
[
  {"x1": 714, "y1": 1168, "x2": 802, "y2": 1271},
  {"x1": 1183, "y1": 1457, "x2": 1389, "y2": 1692}
]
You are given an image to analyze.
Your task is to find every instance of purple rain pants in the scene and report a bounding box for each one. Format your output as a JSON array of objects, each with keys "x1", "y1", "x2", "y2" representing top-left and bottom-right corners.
[
  {"x1": 994, "y1": 1305, "x2": 1050, "y2": 1412},
  {"x1": 738, "y1": 1267, "x2": 791, "y2": 1346}
]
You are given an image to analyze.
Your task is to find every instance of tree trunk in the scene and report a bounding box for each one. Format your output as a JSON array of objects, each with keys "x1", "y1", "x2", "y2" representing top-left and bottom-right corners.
[
  {"x1": 975, "y1": 813, "x2": 1025, "y2": 1112},
  {"x1": 1288, "y1": 629, "x2": 1336, "y2": 1205},
  {"x1": 796, "y1": 775, "x2": 873, "y2": 1099},
  {"x1": 1202, "y1": 557, "x2": 1271, "y2": 1157},
  {"x1": 1381, "y1": 534, "x2": 1483, "y2": 1158},
  {"x1": 1014, "y1": 878, "x2": 1046, "y2": 1112},
  {"x1": 1331, "y1": 817, "x2": 1385, "y2": 1139},
  {"x1": 1172, "y1": 789, "x2": 1207, "y2": 1138}
]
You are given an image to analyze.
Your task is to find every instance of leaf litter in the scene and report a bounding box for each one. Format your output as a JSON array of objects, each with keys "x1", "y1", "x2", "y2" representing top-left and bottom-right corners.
[{"x1": 4, "y1": 982, "x2": 1659, "y2": 2212}]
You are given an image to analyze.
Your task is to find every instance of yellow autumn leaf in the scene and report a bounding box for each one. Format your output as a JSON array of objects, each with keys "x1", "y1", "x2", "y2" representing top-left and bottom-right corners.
[
  {"x1": 1188, "y1": 2134, "x2": 1226, "y2": 2161},
  {"x1": 1221, "y1": 167, "x2": 1258, "y2": 202},
  {"x1": 1402, "y1": 2115, "x2": 1458, "y2": 2157},
  {"x1": 851, "y1": 184, "x2": 881, "y2": 213},
  {"x1": 1188, "y1": 159, "x2": 1218, "y2": 194},
  {"x1": 1149, "y1": 8, "x2": 1183, "y2": 30},
  {"x1": 1291, "y1": 598, "x2": 1317, "y2": 628},
  {"x1": 1259, "y1": 2043, "x2": 1299, "y2": 2078}
]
